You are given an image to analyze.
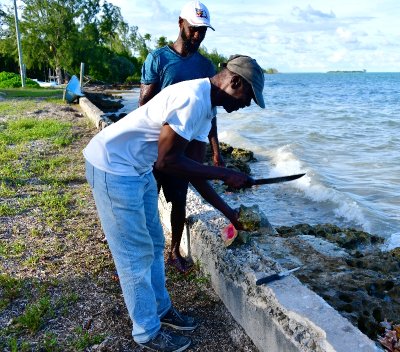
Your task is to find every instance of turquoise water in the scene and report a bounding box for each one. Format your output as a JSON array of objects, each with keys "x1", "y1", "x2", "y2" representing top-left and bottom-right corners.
[
  {"x1": 117, "y1": 72, "x2": 400, "y2": 248},
  {"x1": 216, "y1": 73, "x2": 400, "y2": 247}
]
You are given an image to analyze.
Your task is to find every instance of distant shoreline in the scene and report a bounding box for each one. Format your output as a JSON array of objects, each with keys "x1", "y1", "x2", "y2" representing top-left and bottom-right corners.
[{"x1": 327, "y1": 69, "x2": 367, "y2": 73}]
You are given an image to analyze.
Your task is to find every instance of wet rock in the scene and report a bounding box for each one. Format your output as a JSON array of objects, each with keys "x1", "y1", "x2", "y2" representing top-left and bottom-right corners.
[
  {"x1": 224, "y1": 205, "x2": 277, "y2": 246},
  {"x1": 206, "y1": 142, "x2": 256, "y2": 175},
  {"x1": 84, "y1": 92, "x2": 123, "y2": 112},
  {"x1": 261, "y1": 224, "x2": 400, "y2": 340}
]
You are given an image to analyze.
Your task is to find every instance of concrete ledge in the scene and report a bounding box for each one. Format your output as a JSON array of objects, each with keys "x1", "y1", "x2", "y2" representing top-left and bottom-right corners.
[
  {"x1": 159, "y1": 189, "x2": 381, "y2": 352},
  {"x1": 79, "y1": 97, "x2": 112, "y2": 130}
]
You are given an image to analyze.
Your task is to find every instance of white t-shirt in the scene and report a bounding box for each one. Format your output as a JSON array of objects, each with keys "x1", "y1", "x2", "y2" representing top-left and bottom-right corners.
[{"x1": 83, "y1": 78, "x2": 213, "y2": 176}]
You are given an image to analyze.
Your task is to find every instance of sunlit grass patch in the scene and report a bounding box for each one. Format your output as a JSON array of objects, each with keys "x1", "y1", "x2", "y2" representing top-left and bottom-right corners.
[
  {"x1": 35, "y1": 189, "x2": 74, "y2": 220},
  {"x1": 0, "y1": 100, "x2": 46, "y2": 116},
  {"x1": 0, "y1": 202, "x2": 19, "y2": 216},
  {"x1": 0, "y1": 182, "x2": 15, "y2": 197},
  {"x1": 0, "y1": 118, "x2": 73, "y2": 145},
  {"x1": 0, "y1": 88, "x2": 63, "y2": 99},
  {"x1": 0, "y1": 240, "x2": 26, "y2": 258}
]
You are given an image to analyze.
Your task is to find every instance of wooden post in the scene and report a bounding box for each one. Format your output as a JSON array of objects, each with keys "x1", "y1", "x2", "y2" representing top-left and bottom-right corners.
[
  {"x1": 80, "y1": 62, "x2": 85, "y2": 88},
  {"x1": 13, "y1": 0, "x2": 25, "y2": 87}
]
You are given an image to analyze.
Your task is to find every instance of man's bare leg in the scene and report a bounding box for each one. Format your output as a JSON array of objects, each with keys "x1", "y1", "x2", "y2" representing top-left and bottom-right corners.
[{"x1": 168, "y1": 201, "x2": 192, "y2": 273}]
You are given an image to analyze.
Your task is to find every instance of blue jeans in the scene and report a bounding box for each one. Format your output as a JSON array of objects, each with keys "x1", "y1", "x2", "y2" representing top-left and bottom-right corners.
[{"x1": 85, "y1": 161, "x2": 171, "y2": 343}]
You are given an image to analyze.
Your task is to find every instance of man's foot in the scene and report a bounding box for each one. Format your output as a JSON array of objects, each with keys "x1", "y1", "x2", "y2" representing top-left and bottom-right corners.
[
  {"x1": 167, "y1": 256, "x2": 193, "y2": 274},
  {"x1": 161, "y1": 306, "x2": 198, "y2": 331},
  {"x1": 138, "y1": 328, "x2": 191, "y2": 352}
]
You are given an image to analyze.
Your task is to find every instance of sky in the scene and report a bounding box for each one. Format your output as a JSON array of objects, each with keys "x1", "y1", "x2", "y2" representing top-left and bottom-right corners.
[{"x1": 109, "y1": 0, "x2": 400, "y2": 72}]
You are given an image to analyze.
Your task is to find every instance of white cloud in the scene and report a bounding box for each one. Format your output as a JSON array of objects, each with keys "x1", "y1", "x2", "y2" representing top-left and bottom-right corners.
[
  {"x1": 336, "y1": 27, "x2": 359, "y2": 44},
  {"x1": 328, "y1": 49, "x2": 347, "y2": 63},
  {"x1": 291, "y1": 5, "x2": 336, "y2": 23},
  {"x1": 44, "y1": 0, "x2": 400, "y2": 72}
]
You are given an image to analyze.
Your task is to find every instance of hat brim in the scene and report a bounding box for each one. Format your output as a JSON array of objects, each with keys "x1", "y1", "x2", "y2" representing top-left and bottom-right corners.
[
  {"x1": 186, "y1": 20, "x2": 215, "y2": 31},
  {"x1": 253, "y1": 88, "x2": 265, "y2": 109}
]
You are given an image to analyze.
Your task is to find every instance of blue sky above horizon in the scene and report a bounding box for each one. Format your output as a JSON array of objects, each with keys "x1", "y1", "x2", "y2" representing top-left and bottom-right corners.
[{"x1": 110, "y1": 0, "x2": 400, "y2": 73}]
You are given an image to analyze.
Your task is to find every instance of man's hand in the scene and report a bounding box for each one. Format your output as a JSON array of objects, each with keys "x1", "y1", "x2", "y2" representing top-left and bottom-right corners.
[
  {"x1": 212, "y1": 152, "x2": 225, "y2": 167},
  {"x1": 223, "y1": 170, "x2": 254, "y2": 189},
  {"x1": 229, "y1": 208, "x2": 244, "y2": 230}
]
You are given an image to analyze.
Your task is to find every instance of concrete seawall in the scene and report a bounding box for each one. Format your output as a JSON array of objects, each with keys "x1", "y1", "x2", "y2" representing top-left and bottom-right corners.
[
  {"x1": 159, "y1": 189, "x2": 380, "y2": 352},
  {"x1": 79, "y1": 97, "x2": 382, "y2": 352}
]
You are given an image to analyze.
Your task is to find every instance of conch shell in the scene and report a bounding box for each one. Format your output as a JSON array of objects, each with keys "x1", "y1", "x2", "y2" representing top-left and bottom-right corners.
[
  {"x1": 221, "y1": 223, "x2": 238, "y2": 246},
  {"x1": 221, "y1": 204, "x2": 277, "y2": 247}
]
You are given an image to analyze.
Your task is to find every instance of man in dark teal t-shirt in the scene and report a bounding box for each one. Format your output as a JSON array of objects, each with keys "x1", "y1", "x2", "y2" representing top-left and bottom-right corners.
[{"x1": 139, "y1": 0, "x2": 224, "y2": 273}]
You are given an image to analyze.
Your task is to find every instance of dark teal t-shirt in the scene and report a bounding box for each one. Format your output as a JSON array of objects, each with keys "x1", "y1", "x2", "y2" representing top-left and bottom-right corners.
[{"x1": 140, "y1": 46, "x2": 216, "y2": 94}]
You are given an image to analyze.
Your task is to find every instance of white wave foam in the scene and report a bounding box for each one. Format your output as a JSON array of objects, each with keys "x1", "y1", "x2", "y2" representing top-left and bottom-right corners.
[
  {"x1": 381, "y1": 233, "x2": 400, "y2": 251},
  {"x1": 269, "y1": 145, "x2": 371, "y2": 231}
]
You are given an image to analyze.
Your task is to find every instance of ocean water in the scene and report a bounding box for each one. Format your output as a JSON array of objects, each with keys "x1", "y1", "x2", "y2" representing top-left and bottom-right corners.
[{"x1": 116, "y1": 72, "x2": 400, "y2": 249}]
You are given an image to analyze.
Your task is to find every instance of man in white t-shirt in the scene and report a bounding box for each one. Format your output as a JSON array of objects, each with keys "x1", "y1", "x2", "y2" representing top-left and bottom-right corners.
[{"x1": 83, "y1": 54, "x2": 265, "y2": 352}]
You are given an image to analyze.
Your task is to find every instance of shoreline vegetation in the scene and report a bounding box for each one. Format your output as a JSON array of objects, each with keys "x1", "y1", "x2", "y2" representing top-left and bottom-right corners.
[
  {"x1": 1, "y1": 0, "x2": 280, "y2": 88},
  {"x1": 327, "y1": 69, "x2": 367, "y2": 73},
  {"x1": 0, "y1": 89, "x2": 397, "y2": 351}
]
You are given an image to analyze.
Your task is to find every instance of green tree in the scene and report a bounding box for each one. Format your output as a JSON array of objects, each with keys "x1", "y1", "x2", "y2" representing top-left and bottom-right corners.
[
  {"x1": 98, "y1": 1, "x2": 122, "y2": 48},
  {"x1": 0, "y1": 0, "x2": 232, "y2": 84},
  {"x1": 199, "y1": 47, "x2": 227, "y2": 71},
  {"x1": 0, "y1": 3, "x2": 18, "y2": 72},
  {"x1": 156, "y1": 36, "x2": 172, "y2": 49},
  {"x1": 129, "y1": 26, "x2": 151, "y2": 62}
]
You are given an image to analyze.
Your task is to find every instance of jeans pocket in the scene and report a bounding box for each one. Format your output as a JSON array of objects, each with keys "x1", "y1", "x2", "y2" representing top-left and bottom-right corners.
[{"x1": 85, "y1": 160, "x2": 95, "y2": 188}]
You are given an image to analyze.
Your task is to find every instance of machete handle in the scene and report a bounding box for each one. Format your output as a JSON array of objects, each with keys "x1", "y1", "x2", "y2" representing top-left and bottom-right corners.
[{"x1": 256, "y1": 274, "x2": 281, "y2": 285}]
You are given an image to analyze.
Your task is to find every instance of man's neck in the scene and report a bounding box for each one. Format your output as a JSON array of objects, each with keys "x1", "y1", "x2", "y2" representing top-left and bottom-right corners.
[{"x1": 170, "y1": 41, "x2": 194, "y2": 57}]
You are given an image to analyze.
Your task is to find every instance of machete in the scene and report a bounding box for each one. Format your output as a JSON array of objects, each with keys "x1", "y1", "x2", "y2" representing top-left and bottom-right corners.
[
  {"x1": 251, "y1": 173, "x2": 305, "y2": 186},
  {"x1": 256, "y1": 266, "x2": 301, "y2": 285}
]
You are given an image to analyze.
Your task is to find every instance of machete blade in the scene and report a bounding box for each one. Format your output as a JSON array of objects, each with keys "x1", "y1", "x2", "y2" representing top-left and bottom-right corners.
[{"x1": 252, "y1": 173, "x2": 305, "y2": 186}]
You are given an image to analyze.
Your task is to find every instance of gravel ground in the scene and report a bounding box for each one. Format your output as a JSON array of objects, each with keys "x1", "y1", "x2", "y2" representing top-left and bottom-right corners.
[{"x1": 0, "y1": 98, "x2": 257, "y2": 351}]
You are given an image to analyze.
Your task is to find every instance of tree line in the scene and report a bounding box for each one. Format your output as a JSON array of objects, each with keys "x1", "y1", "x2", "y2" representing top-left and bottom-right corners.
[{"x1": 0, "y1": 0, "x2": 227, "y2": 84}]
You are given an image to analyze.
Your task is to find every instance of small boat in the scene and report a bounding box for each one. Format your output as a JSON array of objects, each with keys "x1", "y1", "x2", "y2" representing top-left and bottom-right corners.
[
  {"x1": 31, "y1": 79, "x2": 61, "y2": 88},
  {"x1": 64, "y1": 75, "x2": 84, "y2": 103}
]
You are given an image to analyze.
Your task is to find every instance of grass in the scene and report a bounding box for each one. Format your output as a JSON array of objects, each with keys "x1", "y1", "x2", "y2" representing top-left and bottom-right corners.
[
  {"x1": 70, "y1": 327, "x2": 105, "y2": 351},
  {"x1": 0, "y1": 88, "x2": 63, "y2": 98},
  {"x1": 0, "y1": 275, "x2": 25, "y2": 310},
  {"x1": 0, "y1": 95, "x2": 105, "y2": 350},
  {"x1": 15, "y1": 296, "x2": 55, "y2": 333},
  {"x1": 0, "y1": 117, "x2": 73, "y2": 145}
]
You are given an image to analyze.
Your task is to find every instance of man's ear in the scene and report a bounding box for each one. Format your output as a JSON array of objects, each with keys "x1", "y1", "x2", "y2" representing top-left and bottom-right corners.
[{"x1": 230, "y1": 75, "x2": 242, "y2": 89}]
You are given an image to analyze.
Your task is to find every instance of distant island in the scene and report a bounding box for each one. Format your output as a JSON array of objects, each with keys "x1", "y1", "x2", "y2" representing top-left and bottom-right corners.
[
  {"x1": 327, "y1": 69, "x2": 367, "y2": 73},
  {"x1": 264, "y1": 68, "x2": 279, "y2": 74}
]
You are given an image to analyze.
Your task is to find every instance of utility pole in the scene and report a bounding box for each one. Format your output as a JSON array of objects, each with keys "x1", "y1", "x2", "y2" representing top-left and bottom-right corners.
[{"x1": 13, "y1": 0, "x2": 26, "y2": 87}]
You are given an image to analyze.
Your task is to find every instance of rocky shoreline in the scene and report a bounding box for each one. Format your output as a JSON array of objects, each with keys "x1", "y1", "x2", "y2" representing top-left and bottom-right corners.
[
  {"x1": 205, "y1": 142, "x2": 397, "y2": 348},
  {"x1": 269, "y1": 224, "x2": 399, "y2": 339}
]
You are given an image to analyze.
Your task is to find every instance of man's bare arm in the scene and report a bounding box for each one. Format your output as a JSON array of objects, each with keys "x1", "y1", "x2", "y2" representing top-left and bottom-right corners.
[
  {"x1": 208, "y1": 116, "x2": 225, "y2": 167},
  {"x1": 155, "y1": 124, "x2": 251, "y2": 188},
  {"x1": 138, "y1": 83, "x2": 159, "y2": 107},
  {"x1": 156, "y1": 128, "x2": 244, "y2": 228}
]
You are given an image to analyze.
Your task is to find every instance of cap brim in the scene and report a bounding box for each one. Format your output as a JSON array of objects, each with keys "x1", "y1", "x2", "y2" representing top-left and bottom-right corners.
[
  {"x1": 253, "y1": 88, "x2": 265, "y2": 109},
  {"x1": 186, "y1": 20, "x2": 215, "y2": 31}
]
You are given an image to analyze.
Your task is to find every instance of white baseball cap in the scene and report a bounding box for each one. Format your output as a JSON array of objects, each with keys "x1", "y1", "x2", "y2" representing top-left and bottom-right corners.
[{"x1": 180, "y1": 1, "x2": 215, "y2": 31}]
